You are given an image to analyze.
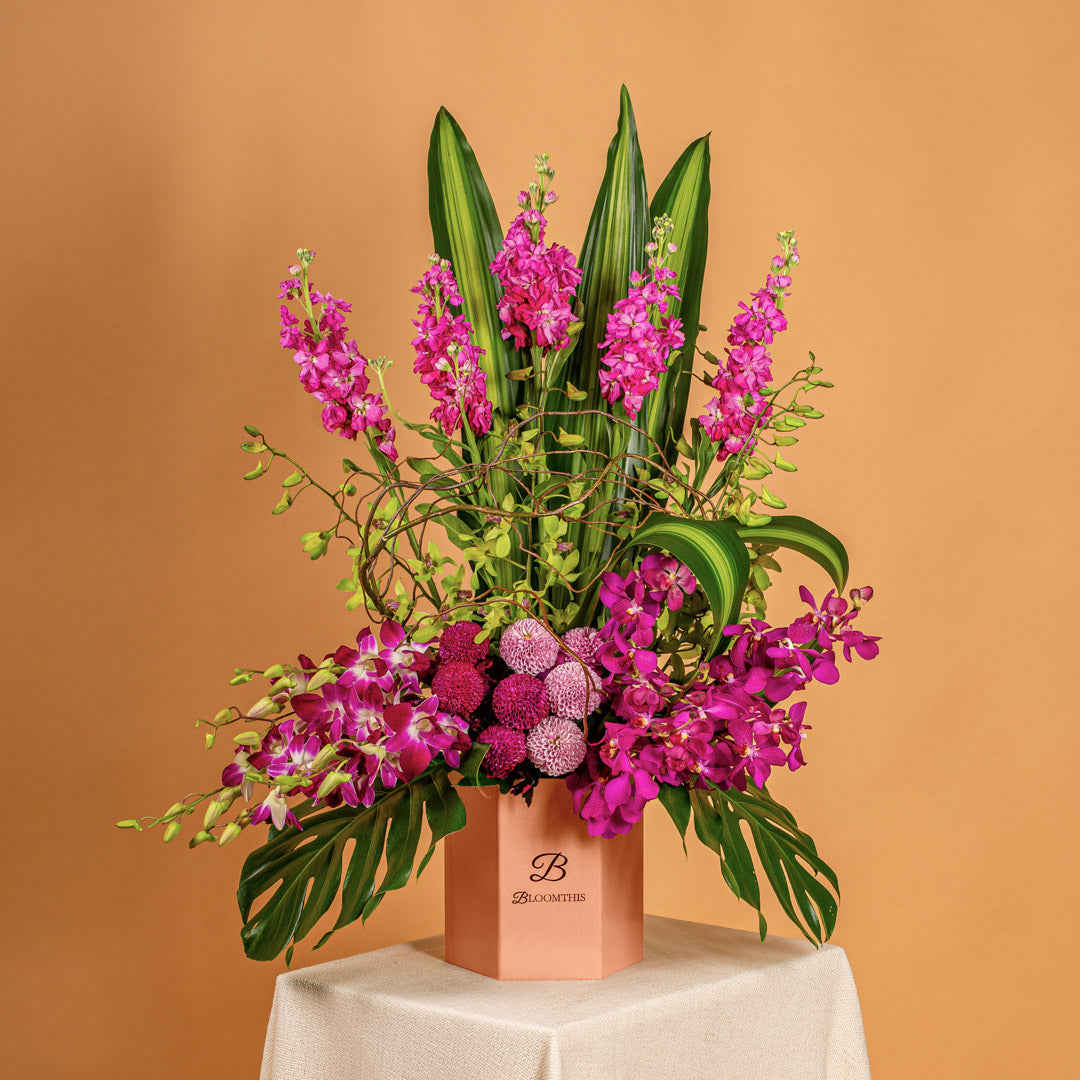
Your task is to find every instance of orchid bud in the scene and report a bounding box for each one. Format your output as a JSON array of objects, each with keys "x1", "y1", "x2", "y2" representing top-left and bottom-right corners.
[
  {"x1": 218, "y1": 823, "x2": 242, "y2": 846},
  {"x1": 246, "y1": 696, "x2": 280, "y2": 719},
  {"x1": 316, "y1": 771, "x2": 351, "y2": 800},
  {"x1": 311, "y1": 745, "x2": 341, "y2": 773}
]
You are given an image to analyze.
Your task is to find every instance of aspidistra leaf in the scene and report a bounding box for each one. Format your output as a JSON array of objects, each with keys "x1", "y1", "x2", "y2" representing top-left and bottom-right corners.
[
  {"x1": 627, "y1": 512, "x2": 750, "y2": 656},
  {"x1": 645, "y1": 135, "x2": 711, "y2": 461},
  {"x1": 428, "y1": 107, "x2": 517, "y2": 417},
  {"x1": 571, "y1": 85, "x2": 649, "y2": 414},
  {"x1": 737, "y1": 515, "x2": 849, "y2": 592}
]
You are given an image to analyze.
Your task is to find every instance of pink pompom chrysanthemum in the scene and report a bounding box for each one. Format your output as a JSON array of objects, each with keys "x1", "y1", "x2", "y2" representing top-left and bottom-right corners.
[
  {"x1": 544, "y1": 661, "x2": 604, "y2": 720},
  {"x1": 492, "y1": 674, "x2": 549, "y2": 731},
  {"x1": 499, "y1": 618, "x2": 560, "y2": 676},
  {"x1": 438, "y1": 621, "x2": 489, "y2": 667},
  {"x1": 431, "y1": 661, "x2": 487, "y2": 718},
  {"x1": 478, "y1": 724, "x2": 527, "y2": 779},
  {"x1": 561, "y1": 627, "x2": 601, "y2": 667},
  {"x1": 526, "y1": 717, "x2": 587, "y2": 776}
]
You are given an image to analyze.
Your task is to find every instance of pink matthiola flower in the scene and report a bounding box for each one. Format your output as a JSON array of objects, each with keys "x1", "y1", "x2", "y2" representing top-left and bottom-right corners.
[
  {"x1": 490, "y1": 208, "x2": 582, "y2": 354},
  {"x1": 597, "y1": 260, "x2": 684, "y2": 419},
  {"x1": 278, "y1": 261, "x2": 397, "y2": 459},
  {"x1": 411, "y1": 257, "x2": 492, "y2": 436},
  {"x1": 697, "y1": 234, "x2": 800, "y2": 460}
]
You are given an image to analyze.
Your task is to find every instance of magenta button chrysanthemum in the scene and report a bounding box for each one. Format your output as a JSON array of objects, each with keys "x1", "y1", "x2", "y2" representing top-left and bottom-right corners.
[
  {"x1": 492, "y1": 674, "x2": 549, "y2": 731},
  {"x1": 431, "y1": 661, "x2": 487, "y2": 718},
  {"x1": 438, "y1": 621, "x2": 489, "y2": 667},
  {"x1": 544, "y1": 661, "x2": 604, "y2": 720},
  {"x1": 499, "y1": 618, "x2": 560, "y2": 676},
  {"x1": 477, "y1": 724, "x2": 527, "y2": 779},
  {"x1": 526, "y1": 717, "x2": 587, "y2": 776}
]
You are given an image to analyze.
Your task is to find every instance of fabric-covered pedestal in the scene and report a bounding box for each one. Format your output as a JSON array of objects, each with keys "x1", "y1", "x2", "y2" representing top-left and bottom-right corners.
[{"x1": 259, "y1": 914, "x2": 872, "y2": 1080}]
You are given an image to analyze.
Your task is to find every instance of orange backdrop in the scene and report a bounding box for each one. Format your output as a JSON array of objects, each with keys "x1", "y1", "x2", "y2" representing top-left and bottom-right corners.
[{"x1": 4, "y1": 1, "x2": 1079, "y2": 1077}]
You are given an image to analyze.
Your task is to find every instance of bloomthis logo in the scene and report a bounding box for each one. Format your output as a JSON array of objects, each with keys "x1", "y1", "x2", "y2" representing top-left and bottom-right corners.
[
  {"x1": 530, "y1": 852, "x2": 568, "y2": 882},
  {"x1": 510, "y1": 851, "x2": 586, "y2": 904}
]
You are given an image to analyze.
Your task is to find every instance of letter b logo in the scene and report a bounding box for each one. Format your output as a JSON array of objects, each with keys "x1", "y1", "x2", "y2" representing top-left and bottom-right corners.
[{"x1": 530, "y1": 852, "x2": 568, "y2": 882}]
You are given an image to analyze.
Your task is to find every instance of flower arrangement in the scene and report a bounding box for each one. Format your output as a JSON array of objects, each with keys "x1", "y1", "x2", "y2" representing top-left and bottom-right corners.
[{"x1": 122, "y1": 88, "x2": 879, "y2": 962}]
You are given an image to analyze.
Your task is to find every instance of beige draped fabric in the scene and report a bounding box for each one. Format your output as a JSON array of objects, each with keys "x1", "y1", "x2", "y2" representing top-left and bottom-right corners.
[{"x1": 260, "y1": 915, "x2": 872, "y2": 1080}]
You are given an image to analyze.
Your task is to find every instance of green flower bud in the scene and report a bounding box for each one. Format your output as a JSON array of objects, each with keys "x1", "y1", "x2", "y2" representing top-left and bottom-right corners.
[{"x1": 218, "y1": 823, "x2": 242, "y2": 847}]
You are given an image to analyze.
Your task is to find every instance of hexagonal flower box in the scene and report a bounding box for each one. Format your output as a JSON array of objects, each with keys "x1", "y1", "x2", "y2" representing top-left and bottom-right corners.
[{"x1": 444, "y1": 780, "x2": 644, "y2": 980}]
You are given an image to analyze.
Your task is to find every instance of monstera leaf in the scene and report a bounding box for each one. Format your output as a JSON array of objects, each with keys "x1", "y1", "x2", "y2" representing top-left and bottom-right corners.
[
  {"x1": 658, "y1": 780, "x2": 840, "y2": 945},
  {"x1": 237, "y1": 765, "x2": 467, "y2": 962}
]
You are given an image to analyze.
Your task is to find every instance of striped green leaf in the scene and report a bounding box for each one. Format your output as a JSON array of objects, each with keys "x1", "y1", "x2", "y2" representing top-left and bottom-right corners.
[
  {"x1": 645, "y1": 135, "x2": 711, "y2": 463},
  {"x1": 428, "y1": 107, "x2": 518, "y2": 418},
  {"x1": 555, "y1": 86, "x2": 649, "y2": 572},
  {"x1": 570, "y1": 84, "x2": 649, "y2": 414},
  {"x1": 737, "y1": 515, "x2": 849, "y2": 591},
  {"x1": 627, "y1": 512, "x2": 749, "y2": 655}
]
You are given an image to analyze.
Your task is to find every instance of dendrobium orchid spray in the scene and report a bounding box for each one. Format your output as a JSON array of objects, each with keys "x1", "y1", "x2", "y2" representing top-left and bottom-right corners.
[{"x1": 123, "y1": 88, "x2": 879, "y2": 961}]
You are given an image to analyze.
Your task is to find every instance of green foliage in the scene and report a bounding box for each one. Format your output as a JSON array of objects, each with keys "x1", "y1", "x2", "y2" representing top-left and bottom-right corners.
[
  {"x1": 237, "y1": 765, "x2": 468, "y2": 961},
  {"x1": 737, "y1": 516, "x2": 849, "y2": 592},
  {"x1": 678, "y1": 782, "x2": 839, "y2": 945},
  {"x1": 570, "y1": 85, "x2": 649, "y2": 414},
  {"x1": 628, "y1": 513, "x2": 750, "y2": 656},
  {"x1": 645, "y1": 135, "x2": 710, "y2": 466},
  {"x1": 428, "y1": 107, "x2": 517, "y2": 419}
]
